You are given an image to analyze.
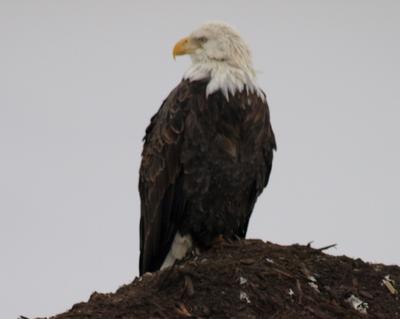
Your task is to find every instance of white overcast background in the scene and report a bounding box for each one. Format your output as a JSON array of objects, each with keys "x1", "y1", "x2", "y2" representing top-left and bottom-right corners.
[{"x1": 1, "y1": 1, "x2": 399, "y2": 318}]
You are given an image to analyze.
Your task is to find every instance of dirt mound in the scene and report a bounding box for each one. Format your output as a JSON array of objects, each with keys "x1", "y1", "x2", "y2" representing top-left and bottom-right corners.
[{"x1": 33, "y1": 240, "x2": 399, "y2": 318}]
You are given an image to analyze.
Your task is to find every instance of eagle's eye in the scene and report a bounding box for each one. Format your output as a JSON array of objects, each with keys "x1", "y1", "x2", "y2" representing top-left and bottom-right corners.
[{"x1": 196, "y1": 36, "x2": 208, "y2": 44}]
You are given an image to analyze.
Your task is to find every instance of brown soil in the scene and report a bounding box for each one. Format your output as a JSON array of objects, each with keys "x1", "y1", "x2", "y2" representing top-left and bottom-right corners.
[{"x1": 32, "y1": 240, "x2": 400, "y2": 319}]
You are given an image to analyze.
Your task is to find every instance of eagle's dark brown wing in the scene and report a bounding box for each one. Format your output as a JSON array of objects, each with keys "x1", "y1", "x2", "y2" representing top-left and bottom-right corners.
[{"x1": 139, "y1": 81, "x2": 191, "y2": 275}]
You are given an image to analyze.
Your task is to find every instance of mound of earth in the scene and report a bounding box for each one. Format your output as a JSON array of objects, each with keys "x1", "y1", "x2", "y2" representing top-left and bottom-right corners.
[{"x1": 32, "y1": 240, "x2": 399, "y2": 319}]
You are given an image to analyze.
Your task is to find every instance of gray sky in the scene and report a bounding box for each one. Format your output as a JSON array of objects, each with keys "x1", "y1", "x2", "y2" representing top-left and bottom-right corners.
[{"x1": 1, "y1": 1, "x2": 399, "y2": 318}]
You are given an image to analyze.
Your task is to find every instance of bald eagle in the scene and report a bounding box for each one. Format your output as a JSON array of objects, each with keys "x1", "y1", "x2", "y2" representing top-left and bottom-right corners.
[{"x1": 139, "y1": 22, "x2": 276, "y2": 275}]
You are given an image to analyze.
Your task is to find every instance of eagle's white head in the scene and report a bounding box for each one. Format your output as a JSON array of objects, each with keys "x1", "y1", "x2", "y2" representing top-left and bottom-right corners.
[{"x1": 173, "y1": 22, "x2": 263, "y2": 100}]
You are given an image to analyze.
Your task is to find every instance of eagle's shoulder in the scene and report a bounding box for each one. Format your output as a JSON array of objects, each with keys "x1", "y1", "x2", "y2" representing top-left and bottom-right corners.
[{"x1": 139, "y1": 80, "x2": 192, "y2": 191}]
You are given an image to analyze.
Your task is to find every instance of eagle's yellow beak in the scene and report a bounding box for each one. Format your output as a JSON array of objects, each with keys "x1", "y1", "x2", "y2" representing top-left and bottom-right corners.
[{"x1": 173, "y1": 37, "x2": 198, "y2": 59}]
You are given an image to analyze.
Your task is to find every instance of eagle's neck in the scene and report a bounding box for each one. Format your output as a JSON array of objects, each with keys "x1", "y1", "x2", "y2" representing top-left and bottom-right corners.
[{"x1": 183, "y1": 61, "x2": 264, "y2": 101}]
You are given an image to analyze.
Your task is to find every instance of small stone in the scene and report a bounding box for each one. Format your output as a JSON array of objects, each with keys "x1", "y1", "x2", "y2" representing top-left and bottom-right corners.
[
  {"x1": 346, "y1": 294, "x2": 368, "y2": 314},
  {"x1": 240, "y1": 258, "x2": 256, "y2": 265},
  {"x1": 239, "y1": 276, "x2": 248, "y2": 285},
  {"x1": 240, "y1": 291, "x2": 251, "y2": 304}
]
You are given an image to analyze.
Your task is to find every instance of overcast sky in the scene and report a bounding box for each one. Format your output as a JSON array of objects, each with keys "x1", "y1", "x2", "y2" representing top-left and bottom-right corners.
[{"x1": 1, "y1": 1, "x2": 399, "y2": 318}]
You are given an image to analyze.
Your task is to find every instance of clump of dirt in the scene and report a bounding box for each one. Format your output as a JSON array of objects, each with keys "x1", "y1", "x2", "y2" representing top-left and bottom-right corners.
[{"x1": 33, "y1": 240, "x2": 399, "y2": 318}]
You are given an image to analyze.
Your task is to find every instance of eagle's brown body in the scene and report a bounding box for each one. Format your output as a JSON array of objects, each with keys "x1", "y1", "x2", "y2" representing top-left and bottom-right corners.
[{"x1": 139, "y1": 79, "x2": 276, "y2": 275}]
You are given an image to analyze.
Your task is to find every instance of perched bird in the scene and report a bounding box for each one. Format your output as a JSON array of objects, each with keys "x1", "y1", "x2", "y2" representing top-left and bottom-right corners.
[{"x1": 139, "y1": 22, "x2": 276, "y2": 275}]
